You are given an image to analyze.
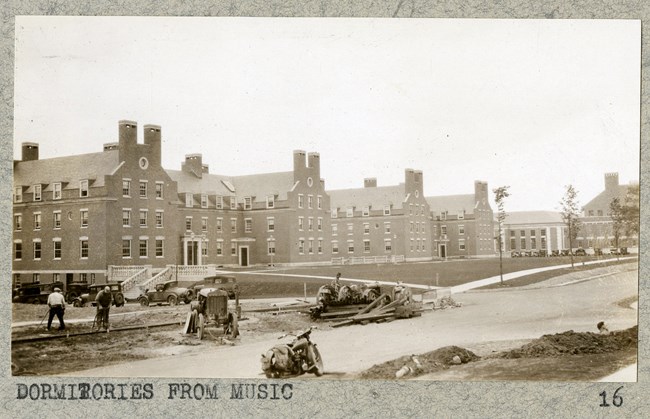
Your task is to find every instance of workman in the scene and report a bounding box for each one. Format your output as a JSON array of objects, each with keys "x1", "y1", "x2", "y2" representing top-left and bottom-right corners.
[
  {"x1": 95, "y1": 286, "x2": 113, "y2": 331},
  {"x1": 46, "y1": 288, "x2": 66, "y2": 331},
  {"x1": 332, "y1": 272, "x2": 342, "y2": 293}
]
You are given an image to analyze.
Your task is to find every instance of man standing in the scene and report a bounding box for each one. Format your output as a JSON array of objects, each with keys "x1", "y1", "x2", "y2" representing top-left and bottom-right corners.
[
  {"x1": 46, "y1": 287, "x2": 66, "y2": 331},
  {"x1": 95, "y1": 286, "x2": 113, "y2": 331}
]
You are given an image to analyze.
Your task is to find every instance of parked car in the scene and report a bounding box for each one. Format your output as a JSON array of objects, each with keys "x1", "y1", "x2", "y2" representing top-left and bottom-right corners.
[
  {"x1": 137, "y1": 280, "x2": 193, "y2": 306},
  {"x1": 190, "y1": 275, "x2": 239, "y2": 300},
  {"x1": 73, "y1": 283, "x2": 126, "y2": 307},
  {"x1": 65, "y1": 282, "x2": 91, "y2": 303},
  {"x1": 510, "y1": 251, "x2": 522, "y2": 258},
  {"x1": 574, "y1": 248, "x2": 587, "y2": 256},
  {"x1": 594, "y1": 248, "x2": 603, "y2": 256},
  {"x1": 13, "y1": 281, "x2": 64, "y2": 304}
]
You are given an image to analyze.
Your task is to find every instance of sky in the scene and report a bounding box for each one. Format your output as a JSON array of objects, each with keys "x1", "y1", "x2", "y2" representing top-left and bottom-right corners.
[{"x1": 13, "y1": 17, "x2": 640, "y2": 212}]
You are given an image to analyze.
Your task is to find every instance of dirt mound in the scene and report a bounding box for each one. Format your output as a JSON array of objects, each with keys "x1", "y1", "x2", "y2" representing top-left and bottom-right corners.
[
  {"x1": 360, "y1": 345, "x2": 479, "y2": 379},
  {"x1": 497, "y1": 326, "x2": 637, "y2": 359}
]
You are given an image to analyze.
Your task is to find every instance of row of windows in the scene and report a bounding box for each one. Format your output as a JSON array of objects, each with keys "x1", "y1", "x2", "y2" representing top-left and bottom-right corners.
[
  {"x1": 297, "y1": 239, "x2": 324, "y2": 255},
  {"x1": 14, "y1": 181, "x2": 89, "y2": 203},
  {"x1": 510, "y1": 229, "x2": 548, "y2": 237},
  {"x1": 434, "y1": 210, "x2": 466, "y2": 221},
  {"x1": 297, "y1": 217, "x2": 323, "y2": 232},
  {"x1": 14, "y1": 210, "x2": 89, "y2": 231},
  {"x1": 332, "y1": 205, "x2": 392, "y2": 218},
  {"x1": 184, "y1": 194, "x2": 291, "y2": 210},
  {"x1": 14, "y1": 238, "x2": 86, "y2": 261},
  {"x1": 183, "y1": 217, "x2": 284, "y2": 234},
  {"x1": 510, "y1": 237, "x2": 548, "y2": 250},
  {"x1": 15, "y1": 272, "x2": 97, "y2": 286},
  {"x1": 123, "y1": 209, "x2": 165, "y2": 228},
  {"x1": 331, "y1": 239, "x2": 395, "y2": 254},
  {"x1": 123, "y1": 179, "x2": 164, "y2": 199},
  {"x1": 297, "y1": 194, "x2": 322, "y2": 210},
  {"x1": 332, "y1": 222, "x2": 392, "y2": 235},
  {"x1": 122, "y1": 238, "x2": 164, "y2": 258}
]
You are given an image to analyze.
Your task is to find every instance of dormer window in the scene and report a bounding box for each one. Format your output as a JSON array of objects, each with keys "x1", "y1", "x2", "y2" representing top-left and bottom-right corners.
[
  {"x1": 201, "y1": 194, "x2": 208, "y2": 208},
  {"x1": 53, "y1": 183, "x2": 62, "y2": 200},
  {"x1": 458, "y1": 210, "x2": 465, "y2": 220},
  {"x1": 346, "y1": 207, "x2": 354, "y2": 218},
  {"x1": 33, "y1": 184, "x2": 42, "y2": 201},
  {"x1": 383, "y1": 205, "x2": 391, "y2": 216},
  {"x1": 362, "y1": 206, "x2": 370, "y2": 217},
  {"x1": 230, "y1": 197, "x2": 237, "y2": 210},
  {"x1": 185, "y1": 193, "x2": 193, "y2": 208},
  {"x1": 79, "y1": 180, "x2": 89, "y2": 197},
  {"x1": 331, "y1": 208, "x2": 338, "y2": 219},
  {"x1": 14, "y1": 187, "x2": 22, "y2": 203},
  {"x1": 244, "y1": 197, "x2": 252, "y2": 210},
  {"x1": 267, "y1": 195, "x2": 275, "y2": 209},
  {"x1": 216, "y1": 195, "x2": 223, "y2": 209}
]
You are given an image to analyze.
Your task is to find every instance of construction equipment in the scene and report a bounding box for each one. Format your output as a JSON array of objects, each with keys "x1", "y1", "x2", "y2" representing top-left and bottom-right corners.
[{"x1": 184, "y1": 287, "x2": 241, "y2": 340}]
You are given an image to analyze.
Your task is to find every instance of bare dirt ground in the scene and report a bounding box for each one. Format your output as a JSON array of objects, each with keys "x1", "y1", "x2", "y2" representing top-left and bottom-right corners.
[{"x1": 12, "y1": 262, "x2": 637, "y2": 381}]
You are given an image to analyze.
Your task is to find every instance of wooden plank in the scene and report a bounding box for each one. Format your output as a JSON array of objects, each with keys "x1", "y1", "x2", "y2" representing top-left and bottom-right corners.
[
  {"x1": 331, "y1": 319, "x2": 355, "y2": 328},
  {"x1": 357, "y1": 294, "x2": 391, "y2": 315}
]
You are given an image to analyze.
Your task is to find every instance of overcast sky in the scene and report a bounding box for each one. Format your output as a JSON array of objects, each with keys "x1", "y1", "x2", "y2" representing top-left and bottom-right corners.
[{"x1": 14, "y1": 17, "x2": 640, "y2": 212}]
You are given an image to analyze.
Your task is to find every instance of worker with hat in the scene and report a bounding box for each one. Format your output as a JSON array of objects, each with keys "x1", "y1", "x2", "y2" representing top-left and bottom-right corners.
[{"x1": 46, "y1": 287, "x2": 66, "y2": 331}]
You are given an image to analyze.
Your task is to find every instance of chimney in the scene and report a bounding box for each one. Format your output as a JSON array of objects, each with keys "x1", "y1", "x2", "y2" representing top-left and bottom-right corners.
[
  {"x1": 21, "y1": 142, "x2": 39, "y2": 161},
  {"x1": 183, "y1": 154, "x2": 203, "y2": 178},
  {"x1": 414, "y1": 170, "x2": 423, "y2": 193},
  {"x1": 604, "y1": 172, "x2": 619, "y2": 191},
  {"x1": 474, "y1": 180, "x2": 488, "y2": 201},
  {"x1": 307, "y1": 152, "x2": 320, "y2": 179},
  {"x1": 103, "y1": 142, "x2": 119, "y2": 151},
  {"x1": 118, "y1": 120, "x2": 137, "y2": 160},
  {"x1": 293, "y1": 150, "x2": 306, "y2": 171},
  {"x1": 143, "y1": 124, "x2": 161, "y2": 166},
  {"x1": 364, "y1": 178, "x2": 377, "y2": 188},
  {"x1": 405, "y1": 168, "x2": 415, "y2": 192}
]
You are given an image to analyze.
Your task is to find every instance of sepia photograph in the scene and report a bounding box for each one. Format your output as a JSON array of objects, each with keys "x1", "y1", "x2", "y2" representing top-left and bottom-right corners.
[{"x1": 10, "y1": 15, "x2": 640, "y2": 388}]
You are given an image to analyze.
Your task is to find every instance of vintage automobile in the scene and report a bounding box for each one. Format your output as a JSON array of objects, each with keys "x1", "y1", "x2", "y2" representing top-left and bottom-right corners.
[
  {"x1": 138, "y1": 280, "x2": 193, "y2": 306},
  {"x1": 13, "y1": 281, "x2": 65, "y2": 304},
  {"x1": 574, "y1": 248, "x2": 587, "y2": 256},
  {"x1": 190, "y1": 275, "x2": 238, "y2": 299},
  {"x1": 65, "y1": 282, "x2": 91, "y2": 304},
  {"x1": 73, "y1": 283, "x2": 126, "y2": 307}
]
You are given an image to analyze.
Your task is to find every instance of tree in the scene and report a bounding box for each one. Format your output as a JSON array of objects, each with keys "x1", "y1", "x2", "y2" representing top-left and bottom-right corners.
[
  {"x1": 493, "y1": 186, "x2": 510, "y2": 285},
  {"x1": 559, "y1": 184, "x2": 582, "y2": 268},
  {"x1": 609, "y1": 197, "x2": 623, "y2": 258},
  {"x1": 622, "y1": 183, "x2": 640, "y2": 239}
]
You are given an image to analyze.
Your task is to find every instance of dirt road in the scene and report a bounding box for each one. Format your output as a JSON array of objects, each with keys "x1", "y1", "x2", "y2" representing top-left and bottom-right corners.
[{"x1": 65, "y1": 269, "x2": 637, "y2": 378}]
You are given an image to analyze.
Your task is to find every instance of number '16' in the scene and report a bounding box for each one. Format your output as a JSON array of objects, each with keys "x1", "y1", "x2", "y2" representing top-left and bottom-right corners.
[{"x1": 599, "y1": 386, "x2": 623, "y2": 407}]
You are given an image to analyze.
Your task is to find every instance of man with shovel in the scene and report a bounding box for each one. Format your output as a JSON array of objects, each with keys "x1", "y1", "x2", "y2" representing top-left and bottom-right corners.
[{"x1": 46, "y1": 287, "x2": 66, "y2": 331}]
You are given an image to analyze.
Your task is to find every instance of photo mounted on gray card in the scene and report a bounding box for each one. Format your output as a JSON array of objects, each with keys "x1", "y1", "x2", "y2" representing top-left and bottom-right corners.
[{"x1": 11, "y1": 16, "x2": 639, "y2": 381}]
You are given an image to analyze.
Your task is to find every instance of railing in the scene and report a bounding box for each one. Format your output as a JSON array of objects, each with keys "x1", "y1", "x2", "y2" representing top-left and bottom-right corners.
[
  {"x1": 120, "y1": 267, "x2": 149, "y2": 293},
  {"x1": 108, "y1": 265, "x2": 147, "y2": 283},
  {"x1": 332, "y1": 255, "x2": 404, "y2": 265},
  {"x1": 175, "y1": 265, "x2": 218, "y2": 280},
  {"x1": 138, "y1": 267, "x2": 173, "y2": 292}
]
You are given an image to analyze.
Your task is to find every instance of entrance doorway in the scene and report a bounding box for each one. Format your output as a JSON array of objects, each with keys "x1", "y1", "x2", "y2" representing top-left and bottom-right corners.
[
  {"x1": 66, "y1": 273, "x2": 74, "y2": 285},
  {"x1": 186, "y1": 241, "x2": 198, "y2": 265},
  {"x1": 239, "y1": 246, "x2": 249, "y2": 267},
  {"x1": 439, "y1": 244, "x2": 447, "y2": 259}
]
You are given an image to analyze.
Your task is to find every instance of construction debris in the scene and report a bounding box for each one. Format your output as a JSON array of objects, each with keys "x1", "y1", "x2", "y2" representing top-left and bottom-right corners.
[{"x1": 330, "y1": 295, "x2": 423, "y2": 328}]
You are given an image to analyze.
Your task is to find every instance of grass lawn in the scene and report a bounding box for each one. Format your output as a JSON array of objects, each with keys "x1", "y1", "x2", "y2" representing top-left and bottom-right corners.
[{"x1": 223, "y1": 256, "x2": 637, "y2": 299}]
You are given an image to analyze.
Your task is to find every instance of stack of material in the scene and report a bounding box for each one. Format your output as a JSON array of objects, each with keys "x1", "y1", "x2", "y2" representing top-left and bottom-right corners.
[{"x1": 330, "y1": 295, "x2": 423, "y2": 328}]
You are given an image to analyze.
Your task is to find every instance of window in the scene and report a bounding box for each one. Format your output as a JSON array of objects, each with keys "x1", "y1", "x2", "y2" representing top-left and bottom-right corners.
[
  {"x1": 317, "y1": 218, "x2": 323, "y2": 231},
  {"x1": 14, "y1": 214, "x2": 22, "y2": 231},
  {"x1": 139, "y1": 239, "x2": 148, "y2": 257},
  {"x1": 364, "y1": 223, "x2": 370, "y2": 234},
  {"x1": 14, "y1": 187, "x2": 23, "y2": 203},
  {"x1": 122, "y1": 210, "x2": 131, "y2": 227},
  {"x1": 531, "y1": 238, "x2": 537, "y2": 250},
  {"x1": 201, "y1": 242, "x2": 208, "y2": 257},
  {"x1": 201, "y1": 217, "x2": 208, "y2": 232},
  {"x1": 51, "y1": 211, "x2": 61, "y2": 229},
  {"x1": 541, "y1": 237, "x2": 547, "y2": 250},
  {"x1": 268, "y1": 239, "x2": 276, "y2": 255},
  {"x1": 230, "y1": 218, "x2": 237, "y2": 233},
  {"x1": 510, "y1": 238, "x2": 516, "y2": 250},
  {"x1": 230, "y1": 197, "x2": 236, "y2": 210},
  {"x1": 362, "y1": 206, "x2": 369, "y2": 217},
  {"x1": 299, "y1": 239, "x2": 305, "y2": 254},
  {"x1": 267, "y1": 217, "x2": 275, "y2": 232},
  {"x1": 409, "y1": 204, "x2": 413, "y2": 215},
  {"x1": 53, "y1": 239, "x2": 62, "y2": 259},
  {"x1": 597, "y1": 210, "x2": 603, "y2": 216},
  {"x1": 332, "y1": 223, "x2": 338, "y2": 235},
  {"x1": 33, "y1": 184, "x2": 42, "y2": 201},
  {"x1": 139, "y1": 210, "x2": 148, "y2": 227},
  {"x1": 33, "y1": 273, "x2": 40, "y2": 283},
  {"x1": 80, "y1": 273, "x2": 88, "y2": 283},
  {"x1": 216, "y1": 241, "x2": 223, "y2": 256},
  {"x1": 308, "y1": 239, "x2": 314, "y2": 254},
  {"x1": 364, "y1": 240, "x2": 371, "y2": 253},
  {"x1": 33, "y1": 241, "x2": 41, "y2": 260},
  {"x1": 185, "y1": 217, "x2": 192, "y2": 231},
  {"x1": 332, "y1": 241, "x2": 339, "y2": 254},
  {"x1": 385, "y1": 222, "x2": 391, "y2": 234},
  {"x1": 53, "y1": 183, "x2": 62, "y2": 200},
  {"x1": 298, "y1": 217, "x2": 304, "y2": 230},
  {"x1": 244, "y1": 197, "x2": 252, "y2": 210},
  {"x1": 530, "y1": 229, "x2": 535, "y2": 236},
  {"x1": 347, "y1": 223, "x2": 354, "y2": 234},
  {"x1": 520, "y1": 230, "x2": 526, "y2": 237},
  {"x1": 34, "y1": 213, "x2": 41, "y2": 230},
  {"x1": 318, "y1": 239, "x2": 323, "y2": 254},
  {"x1": 459, "y1": 225, "x2": 465, "y2": 235},
  {"x1": 588, "y1": 210, "x2": 594, "y2": 216},
  {"x1": 422, "y1": 239, "x2": 426, "y2": 251},
  {"x1": 122, "y1": 179, "x2": 131, "y2": 197},
  {"x1": 458, "y1": 210, "x2": 465, "y2": 220},
  {"x1": 216, "y1": 218, "x2": 223, "y2": 232},
  {"x1": 385, "y1": 239, "x2": 392, "y2": 253},
  {"x1": 80, "y1": 180, "x2": 89, "y2": 197},
  {"x1": 331, "y1": 208, "x2": 338, "y2": 218},
  {"x1": 216, "y1": 196, "x2": 223, "y2": 209},
  {"x1": 441, "y1": 211, "x2": 447, "y2": 221},
  {"x1": 308, "y1": 195, "x2": 313, "y2": 209},
  {"x1": 201, "y1": 194, "x2": 208, "y2": 208},
  {"x1": 317, "y1": 195, "x2": 322, "y2": 209},
  {"x1": 347, "y1": 241, "x2": 355, "y2": 254},
  {"x1": 459, "y1": 240, "x2": 466, "y2": 251},
  {"x1": 346, "y1": 207, "x2": 354, "y2": 217},
  {"x1": 410, "y1": 239, "x2": 414, "y2": 251},
  {"x1": 298, "y1": 194, "x2": 304, "y2": 208},
  {"x1": 383, "y1": 205, "x2": 391, "y2": 216},
  {"x1": 520, "y1": 238, "x2": 526, "y2": 250},
  {"x1": 421, "y1": 224, "x2": 425, "y2": 234},
  {"x1": 155, "y1": 211, "x2": 164, "y2": 228},
  {"x1": 441, "y1": 226, "x2": 447, "y2": 235},
  {"x1": 155, "y1": 182, "x2": 164, "y2": 199},
  {"x1": 245, "y1": 218, "x2": 252, "y2": 233},
  {"x1": 410, "y1": 222, "x2": 414, "y2": 232},
  {"x1": 80, "y1": 239, "x2": 89, "y2": 259},
  {"x1": 80, "y1": 210, "x2": 89, "y2": 227},
  {"x1": 14, "y1": 241, "x2": 22, "y2": 260},
  {"x1": 308, "y1": 217, "x2": 314, "y2": 231},
  {"x1": 540, "y1": 230, "x2": 546, "y2": 237},
  {"x1": 185, "y1": 193, "x2": 193, "y2": 208},
  {"x1": 267, "y1": 195, "x2": 275, "y2": 209},
  {"x1": 510, "y1": 230, "x2": 515, "y2": 237},
  {"x1": 139, "y1": 181, "x2": 148, "y2": 198},
  {"x1": 231, "y1": 242, "x2": 237, "y2": 256}
]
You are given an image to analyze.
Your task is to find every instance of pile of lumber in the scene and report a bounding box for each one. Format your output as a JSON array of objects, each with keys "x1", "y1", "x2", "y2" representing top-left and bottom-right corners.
[{"x1": 327, "y1": 294, "x2": 423, "y2": 328}]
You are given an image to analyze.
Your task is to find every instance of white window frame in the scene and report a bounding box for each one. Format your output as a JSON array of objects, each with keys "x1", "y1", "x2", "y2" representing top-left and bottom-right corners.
[
  {"x1": 79, "y1": 180, "x2": 89, "y2": 197},
  {"x1": 33, "y1": 184, "x2": 42, "y2": 201},
  {"x1": 384, "y1": 222, "x2": 391, "y2": 234},
  {"x1": 155, "y1": 210, "x2": 164, "y2": 228},
  {"x1": 267, "y1": 217, "x2": 275, "y2": 232},
  {"x1": 216, "y1": 196, "x2": 223, "y2": 209},
  {"x1": 53, "y1": 238, "x2": 62, "y2": 260},
  {"x1": 346, "y1": 207, "x2": 354, "y2": 218},
  {"x1": 201, "y1": 194, "x2": 209, "y2": 208},
  {"x1": 383, "y1": 205, "x2": 391, "y2": 216},
  {"x1": 53, "y1": 183, "x2": 62, "y2": 200},
  {"x1": 244, "y1": 197, "x2": 252, "y2": 210},
  {"x1": 267, "y1": 238, "x2": 276, "y2": 255},
  {"x1": 317, "y1": 195, "x2": 322, "y2": 209},
  {"x1": 331, "y1": 208, "x2": 338, "y2": 219},
  {"x1": 139, "y1": 238, "x2": 148, "y2": 258},
  {"x1": 155, "y1": 181, "x2": 164, "y2": 199},
  {"x1": 216, "y1": 217, "x2": 223, "y2": 233},
  {"x1": 201, "y1": 217, "x2": 208, "y2": 232},
  {"x1": 362, "y1": 206, "x2": 369, "y2": 217},
  {"x1": 33, "y1": 239, "x2": 42, "y2": 260},
  {"x1": 230, "y1": 197, "x2": 237, "y2": 210},
  {"x1": 14, "y1": 187, "x2": 23, "y2": 203},
  {"x1": 364, "y1": 223, "x2": 370, "y2": 234},
  {"x1": 139, "y1": 209, "x2": 148, "y2": 227},
  {"x1": 347, "y1": 240, "x2": 355, "y2": 254},
  {"x1": 317, "y1": 217, "x2": 323, "y2": 231},
  {"x1": 331, "y1": 240, "x2": 339, "y2": 254},
  {"x1": 185, "y1": 193, "x2": 193, "y2": 208},
  {"x1": 308, "y1": 217, "x2": 314, "y2": 231},
  {"x1": 139, "y1": 180, "x2": 148, "y2": 198},
  {"x1": 298, "y1": 194, "x2": 304, "y2": 209},
  {"x1": 80, "y1": 209, "x2": 89, "y2": 228},
  {"x1": 298, "y1": 216, "x2": 304, "y2": 231},
  {"x1": 14, "y1": 240, "x2": 22, "y2": 260},
  {"x1": 267, "y1": 195, "x2": 275, "y2": 209},
  {"x1": 123, "y1": 209, "x2": 131, "y2": 227},
  {"x1": 245, "y1": 218, "x2": 252, "y2": 233},
  {"x1": 363, "y1": 239, "x2": 371, "y2": 253},
  {"x1": 33, "y1": 212, "x2": 42, "y2": 230},
  {"x1": 308, "y1": 195, "x2": 313, "y2": 209},
  {"x1": 459, "y1": 225, "x2": 465, "y2": 235},
  {"x1": 80, "y1": 238, "x2": 89, "y2": 259},
  {"x1": 122, "y1": 179, "x2": 131, "y2": 197},
  {"x1": 384, "y1": 239, "x2": 392, "y2": 253},
  {"x1": 14, "y1": 213, "x2": 22, "y2": 231},
  {"x1": 230, "y1": 218, "x2": 237, "y2": 233},
  {"x1": 185, "y1": 216, "x2": 192, "y2": 231},
  {"x1": 53, "y1": 211, "x2": 61, "y2": 229}
]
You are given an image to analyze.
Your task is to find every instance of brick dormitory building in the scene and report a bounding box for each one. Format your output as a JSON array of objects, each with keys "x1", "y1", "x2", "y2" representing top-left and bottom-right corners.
[{"x1": 20, "y1": 119, "x2": 637, "y2": 291}]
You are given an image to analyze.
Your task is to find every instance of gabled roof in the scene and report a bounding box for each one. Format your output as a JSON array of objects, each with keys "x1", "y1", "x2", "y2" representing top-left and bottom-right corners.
[
  {"x1": 328, "y1": 184, "x2": 405, "y2": 210},
  {"x1": 504, "y1": 211, "x2": 564, "y2": 226},
  {"x1": 425, "y1": 194, "x2": 475, "y2": 215},
  {"x1": 167, "y1": 169, "x2": 295, "y2": 201},
  {"x1": 14, "y1": 151, "x2": 120, "y2": 188},
  {"x1": 582, "y1": 185, "x2": 630, "y2": 212}
]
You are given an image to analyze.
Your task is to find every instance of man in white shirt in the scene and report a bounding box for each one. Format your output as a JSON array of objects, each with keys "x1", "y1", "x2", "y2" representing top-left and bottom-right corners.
[{"x1": 46, "y1": 287, "x2": 66, "y2": 331}]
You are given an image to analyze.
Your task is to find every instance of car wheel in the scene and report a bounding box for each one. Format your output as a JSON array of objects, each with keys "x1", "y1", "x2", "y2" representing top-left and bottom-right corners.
[
  {"x1": 29, "y1": 298, "x2": 39, "y2": 305},
  {"x1": 67, "y1": 293, "x2": 78, "y2": 303},
  {"x1": 312, "y1": 346, "x2": 324, "y2": 377},
  {"x1": 72, "y1": 299, "x2": 82, "y2": 308},
  {"x1": 114, "y1": 293, "x2": 125, "y2": 307},
  {"x1": 139, "y1": 297, "x2": 149, "y2": 307},
  {"x1": 227, "y1": 314, "x2": 239, "y2": 338},
  {"x1": 197, "y1": 313, "x2": 205, "y2": 340},
  {"x1": 168, "y1": 295, "x2": 178, "y2": 306}
]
